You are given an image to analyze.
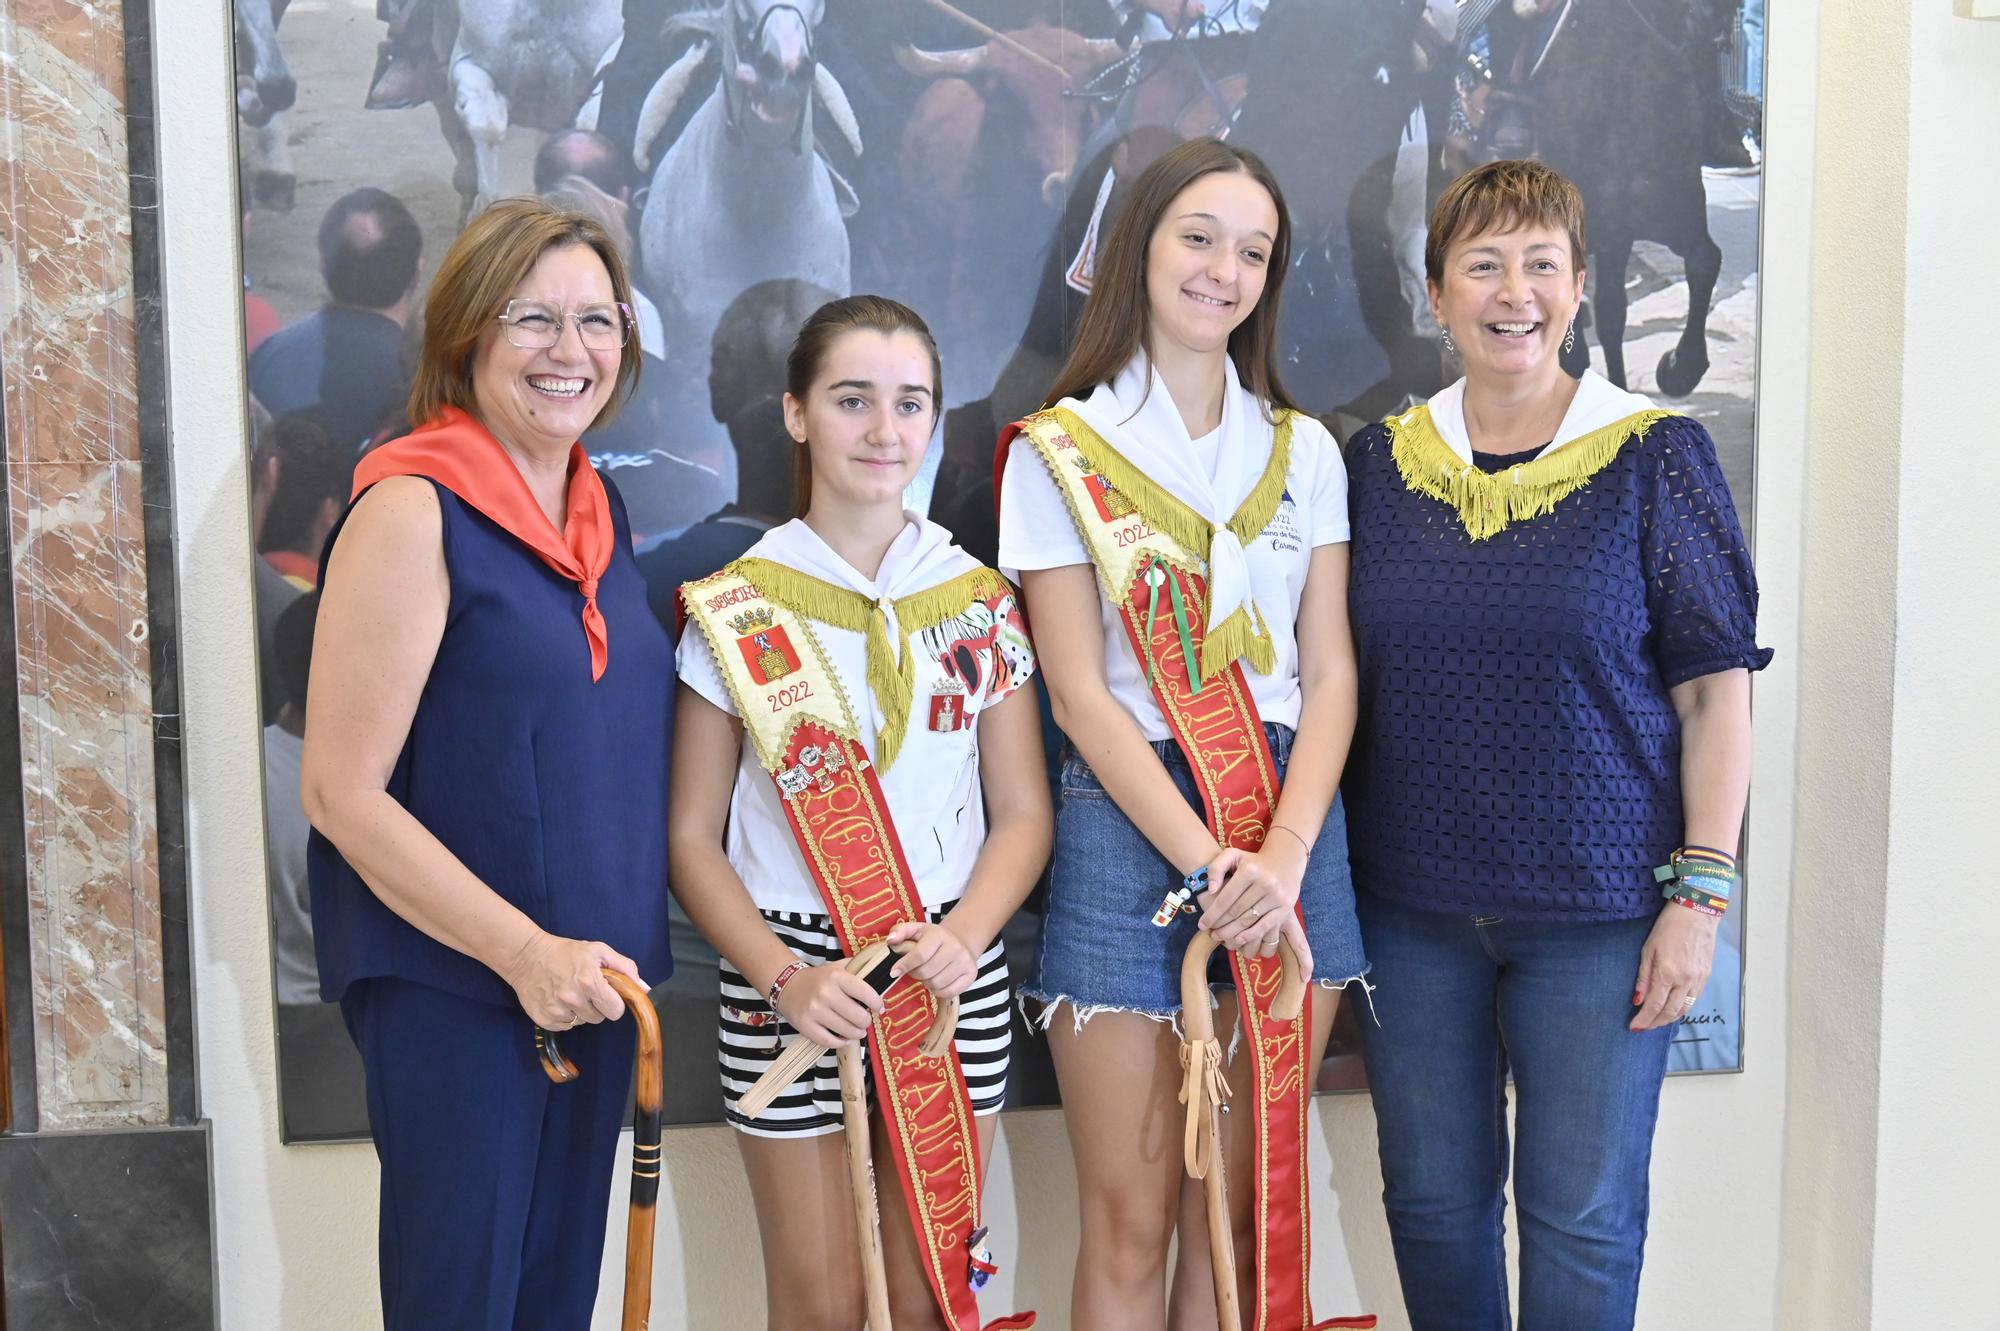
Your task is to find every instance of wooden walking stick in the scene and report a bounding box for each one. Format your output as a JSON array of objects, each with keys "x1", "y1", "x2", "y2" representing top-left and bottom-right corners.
[
  {"x1": 838, "y1": 1039, "x2": 895, "y2": 1331},
  {"x1": 737, "y1": 939, "x2": 960, "y2": 1330},
  {"x1": 1178, "y1": 931, "x2": 1307, "y2": 1331},
  {"x1": 534, "y1": 969, "x2": 664, "y2": 1331}
]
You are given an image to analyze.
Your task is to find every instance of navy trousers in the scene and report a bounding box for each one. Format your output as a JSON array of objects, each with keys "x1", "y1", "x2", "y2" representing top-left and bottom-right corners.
[{"x1": 343, "y1": 976, "x2": 636, "y2": 1331}]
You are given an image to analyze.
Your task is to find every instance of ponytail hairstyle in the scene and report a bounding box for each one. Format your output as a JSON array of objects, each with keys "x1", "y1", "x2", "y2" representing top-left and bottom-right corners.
[
  {"x1": 1041, "y1": 137, "x2": 1298, "y2": 420},
  {"x1": 784, "y1": 295, "x2": 943, "y2": 516}
]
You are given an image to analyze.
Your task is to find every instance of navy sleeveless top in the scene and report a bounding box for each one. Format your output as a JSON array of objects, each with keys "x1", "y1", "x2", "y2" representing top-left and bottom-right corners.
[
  {"x1": 1343, "y1": 414, "x2": 1770, "y2": 921},
  {"x1": 309, "y1": 476, "x2": 674, "y2": 1005}
]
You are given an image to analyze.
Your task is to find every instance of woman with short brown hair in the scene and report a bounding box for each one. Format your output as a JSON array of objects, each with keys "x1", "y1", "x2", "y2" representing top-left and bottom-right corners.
[
  {"x1": 1344, "y1": 158, "x2": 1769, "y2": 1328},
  {"x1": 303, "y1": 197, "x2": 672, "y2": 1329}
]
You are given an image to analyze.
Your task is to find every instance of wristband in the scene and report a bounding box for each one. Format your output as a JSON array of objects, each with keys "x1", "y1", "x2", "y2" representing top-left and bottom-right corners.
[
  {"x1": 1152, "y1": 866, "x2": 1210, "y2": 927},
  {"x1": 1671, "y1": 882, "x2": 1730, "y2": 911},
  {"x1": 767, "y1": 960, "x2": 807, "y2": 1010},
  {"x1": 1655, "y1": 847, "x2": 1736, "y2": 918},
  {"x1": 735, "y1": 960, "x2": 809, "y2": 1028}
]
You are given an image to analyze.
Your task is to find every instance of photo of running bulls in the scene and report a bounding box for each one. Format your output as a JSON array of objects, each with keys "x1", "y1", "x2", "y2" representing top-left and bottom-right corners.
[{"x1": 237, "y1": 0, "x2": 1763, "y2": 1139}]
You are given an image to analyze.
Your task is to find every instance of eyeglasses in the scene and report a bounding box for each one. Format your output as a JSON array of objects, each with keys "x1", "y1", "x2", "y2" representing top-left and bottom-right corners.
[{"x1": 495, "y1": 299, "x2": 634, "y2": 351}]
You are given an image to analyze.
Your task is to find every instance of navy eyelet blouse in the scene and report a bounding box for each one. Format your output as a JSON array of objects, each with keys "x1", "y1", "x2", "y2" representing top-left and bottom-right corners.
[{"x1": 1343, "y1": 413, "x2": 1771, "y2": 920}]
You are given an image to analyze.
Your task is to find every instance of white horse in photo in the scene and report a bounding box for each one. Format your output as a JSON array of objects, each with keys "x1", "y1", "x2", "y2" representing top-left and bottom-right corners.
[
  {"x1": 433, "y1": 0, "x2": 624, "y2": 222},
  {"x1": 635, "y1": 0, "x2": 860, "y2": 403}
]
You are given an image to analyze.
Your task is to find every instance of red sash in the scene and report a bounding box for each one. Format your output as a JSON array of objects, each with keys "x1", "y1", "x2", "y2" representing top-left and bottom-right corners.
[{"x1": 771, "y1": 720, "x2": 1035, "y2": 1330}]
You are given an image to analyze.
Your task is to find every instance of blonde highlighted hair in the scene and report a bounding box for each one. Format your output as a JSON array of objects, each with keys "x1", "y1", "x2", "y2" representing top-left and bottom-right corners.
[
  {"x1": 1425, "y1": 159, "x2": 1588, "y2": 284},
  {"x1": 405, "y1": 197, "x2": 641, "y2": 431}
]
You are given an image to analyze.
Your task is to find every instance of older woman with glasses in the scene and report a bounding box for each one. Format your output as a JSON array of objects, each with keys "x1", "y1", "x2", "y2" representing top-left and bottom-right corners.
[{"x1": 302, "y1": 197, "x2": 673, "y2": 1330}]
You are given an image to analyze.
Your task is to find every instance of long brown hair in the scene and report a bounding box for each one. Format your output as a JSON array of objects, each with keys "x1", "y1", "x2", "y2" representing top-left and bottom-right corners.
[
  {"x1": 405, "y1": 197, "x2": 641, "y2": 432},
  {"x1": 784, "y1": 295, "x2": 943, "y2": 516},
  {"x1": 1041, "y1": 137, "x2": 1297, "y2": 419}
]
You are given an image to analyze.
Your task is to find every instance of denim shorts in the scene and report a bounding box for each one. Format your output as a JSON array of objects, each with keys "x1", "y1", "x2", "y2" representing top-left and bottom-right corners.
[{"x1": 1024, "y1": 722, "x2": 1370, "y2": 1019}]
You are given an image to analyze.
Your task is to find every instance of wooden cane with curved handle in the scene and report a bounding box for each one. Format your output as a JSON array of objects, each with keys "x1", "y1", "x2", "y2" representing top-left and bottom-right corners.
[
  {"x1": 735, "y1": 936, "x2": 961, "y2": 1329},
  {"x1": 534, "y1": 969, "x2": 662, "y2": 1331},
  {"x1": 1179, "y1": 932, "x2": 1308, "y2": 1331}
]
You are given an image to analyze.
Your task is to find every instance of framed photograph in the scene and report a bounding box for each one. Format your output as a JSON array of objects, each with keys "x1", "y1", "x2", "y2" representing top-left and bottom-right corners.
[{"x1": 234, "y1": 0, "x2": 1764, "y2": 1141}]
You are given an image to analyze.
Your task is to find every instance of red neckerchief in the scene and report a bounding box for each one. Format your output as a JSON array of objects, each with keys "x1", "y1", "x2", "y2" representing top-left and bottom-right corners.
[{"x1": 353, "y1": 406, "x2": 614, "y2": 680}]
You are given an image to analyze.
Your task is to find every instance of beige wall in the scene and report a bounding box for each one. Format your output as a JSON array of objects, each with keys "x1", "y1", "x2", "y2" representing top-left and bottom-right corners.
[
  {"x1": 159, "y1": 0, "x2": 1999, "y2": 1325},
  {"x1": 1869, "y1": 0, "x2": 2000, "y2": 1321}
]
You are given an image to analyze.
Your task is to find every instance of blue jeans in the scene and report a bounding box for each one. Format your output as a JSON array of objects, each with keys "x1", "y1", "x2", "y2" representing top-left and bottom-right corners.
[
  {"x1": 1354, "y1": 892, "x2": 1672, "y2": 1331},
  {"x1": 1026, "y1": 723, "x2": 1368, "y2": 1015}
]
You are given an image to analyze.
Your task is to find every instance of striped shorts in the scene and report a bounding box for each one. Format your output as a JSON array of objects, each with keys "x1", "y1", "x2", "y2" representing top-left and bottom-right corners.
[{"x1": 719, "y1": 905, "x2": 1013, "y2": 1138}]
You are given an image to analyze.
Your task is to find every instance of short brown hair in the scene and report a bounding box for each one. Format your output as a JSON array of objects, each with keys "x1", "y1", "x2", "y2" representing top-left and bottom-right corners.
[
  {"x1": 784, "y1": 295, "x2": 942, "y2": 516},
  {"x1": 1425, "y1": 159, "x2": 1587, "y2": 285},
  {"x1": 405, "y1": 197, "x2": 641, "y2": 431},
  {"x1": 1043, "y1": 137, "x2": 1297, "y2": 420}
]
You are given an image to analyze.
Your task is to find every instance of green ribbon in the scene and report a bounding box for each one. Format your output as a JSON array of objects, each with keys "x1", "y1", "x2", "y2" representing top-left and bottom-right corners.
[{"x1": 1139, "y1": 556, "x2": 1202, "y2": 695}]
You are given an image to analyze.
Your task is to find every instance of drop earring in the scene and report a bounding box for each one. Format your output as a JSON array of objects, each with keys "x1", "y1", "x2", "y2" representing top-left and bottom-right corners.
[
  {"x1": 1563, "y1": 321, "x2": 1576, "y2": 354},
  {"x1": 1441, "y1": 326, "x2": 1456, "y2": 356}
]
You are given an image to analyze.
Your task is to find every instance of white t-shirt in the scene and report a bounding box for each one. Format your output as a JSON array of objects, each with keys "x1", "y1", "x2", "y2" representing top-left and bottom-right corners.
[
  {"x1": 677, "y1": 525, "x2": 1037, "y2": 916},
  {"x1": 998, "y1": 410, "x2": 1349, "y2": 741}
]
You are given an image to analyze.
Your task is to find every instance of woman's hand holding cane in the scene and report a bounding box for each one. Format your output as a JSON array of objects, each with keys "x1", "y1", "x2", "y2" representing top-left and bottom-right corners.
[{"x1": 505, "y1": 928, "x2": 639, "y2": 1029}]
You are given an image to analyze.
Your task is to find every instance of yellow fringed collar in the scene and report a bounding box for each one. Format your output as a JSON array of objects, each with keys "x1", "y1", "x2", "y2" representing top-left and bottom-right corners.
[
  {"x1": 730, "y1": 557, "x2": 1009, "y2": 773},
  {"x1": 1385, "y1": 404, "x2": 1676, "y2": 541},
  {"x1": 1048, "y1": 405, "x2": 1294, "y2": 555},
  {"x1": 1040, "y1": 406, "x2": 1292, "y2": 681}
]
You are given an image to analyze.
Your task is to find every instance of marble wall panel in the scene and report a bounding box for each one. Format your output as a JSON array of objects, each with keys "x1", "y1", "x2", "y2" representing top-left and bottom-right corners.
[
  {"x1": 0, "y1": 1124, "x2": 215, "y2": 1329},
  {"x1": 0, "y1": 0, "x2": 168, "y2": 1128}
]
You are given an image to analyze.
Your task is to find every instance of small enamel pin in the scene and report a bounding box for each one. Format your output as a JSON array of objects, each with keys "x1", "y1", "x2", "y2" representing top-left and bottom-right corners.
[
  {"x1": 967, "y1": 1226, "x2": 999, "y2": 1291},
  {"x1": 928, "y1": 678, "x2": 970, "y2": 733}
]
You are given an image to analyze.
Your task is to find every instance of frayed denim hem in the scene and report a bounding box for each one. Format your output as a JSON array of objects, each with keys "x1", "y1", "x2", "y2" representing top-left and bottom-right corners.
[
  {"x1": 1215, "y1": 968, "x2": 1377, "y2": 1060},
  {"x1": 1018, "y1": 990, "x2": 1193, "y2": 1038},
  {"x1": 1318, "y1": 967, "x2": 1380, "y2": 1026}
]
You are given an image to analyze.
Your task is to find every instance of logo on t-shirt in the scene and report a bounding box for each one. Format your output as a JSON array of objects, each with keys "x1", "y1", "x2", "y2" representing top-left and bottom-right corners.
[
  {"x1": 730, "y1": 607, "x2": 801, "y2": 684},
  {"x1": 1261, "y1": 484, "x2": 1303, "y2": 554}
]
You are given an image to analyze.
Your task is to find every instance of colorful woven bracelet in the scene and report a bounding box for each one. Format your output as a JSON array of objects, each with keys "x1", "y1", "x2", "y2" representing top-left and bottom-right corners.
[
  {"x1": 1659, "y1": 867, "x2": 1734, "y2": 902},
  {"x1": 1655, "y1": 848, "x2": 1737, "y2": 917},
  {"x1": 1678, "y1": 844, "x2": 1739, "y2": 868},
  {"x1": 1654, "y1": 856, "x2": 1737, "y2": 888},
  {"x1": 1670, "y1": 883, "x2": 1731, "y2": 912}
]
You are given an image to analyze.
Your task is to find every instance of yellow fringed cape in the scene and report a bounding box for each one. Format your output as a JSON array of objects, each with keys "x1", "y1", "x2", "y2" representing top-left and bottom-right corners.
[
  {"x1": 1384, "y1": 403, "x2": 1677, "y2": 541},
  {"x1": 1035, "y1": 406, "x2": 1293, "y2": 683},
  {"x1": 730, "y1": 557, "x2": 1010, "y2": 773}
]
